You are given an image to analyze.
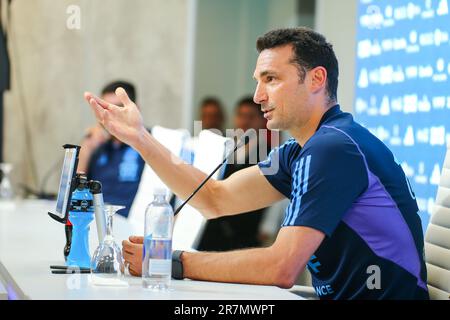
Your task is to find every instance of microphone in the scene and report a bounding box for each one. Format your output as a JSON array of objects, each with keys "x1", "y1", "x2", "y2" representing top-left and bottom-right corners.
[
  {"x1": 173, "y1": 131, "x2": 253, "y2": 215},
  {"x1": 18, "y1": 154, "x2": 64, "y2": 200}
]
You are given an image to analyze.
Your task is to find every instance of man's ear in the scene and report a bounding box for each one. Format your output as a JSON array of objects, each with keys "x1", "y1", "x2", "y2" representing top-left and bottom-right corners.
[{"x1": 309, "y1": 66, "x2": 327, "y2": 95}]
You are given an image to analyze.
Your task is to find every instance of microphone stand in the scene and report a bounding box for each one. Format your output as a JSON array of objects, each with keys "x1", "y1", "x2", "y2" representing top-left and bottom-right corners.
[{"x1": 173, "y1": 133, "x2": 250, "y2": 215}]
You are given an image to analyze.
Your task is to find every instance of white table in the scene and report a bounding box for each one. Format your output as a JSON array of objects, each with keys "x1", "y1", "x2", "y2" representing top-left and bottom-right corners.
[{"x1": 0, "y1": 200, "x2": 303, "y2": 300}]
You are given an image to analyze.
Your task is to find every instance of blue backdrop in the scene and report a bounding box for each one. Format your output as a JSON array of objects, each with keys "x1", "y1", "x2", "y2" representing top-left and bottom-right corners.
[{"x1": 355, "y1": 0, "x2": 450, "y2": 233}]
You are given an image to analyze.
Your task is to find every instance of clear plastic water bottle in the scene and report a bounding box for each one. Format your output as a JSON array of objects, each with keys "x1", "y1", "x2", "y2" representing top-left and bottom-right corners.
[{"x1": 142, "y1": 187, "x2": 174, "y2": 290}]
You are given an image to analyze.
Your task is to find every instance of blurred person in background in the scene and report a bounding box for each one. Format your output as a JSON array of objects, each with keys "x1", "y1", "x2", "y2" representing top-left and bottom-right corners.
[
  {"x1": 198, "y1": 97, "x2": 226, "y2": 134},
  {"x1": 78, "y1": 80, "x2": 145, "y2": 218},
  {"x1": 197, "y1": 96, "x2": 272, "y2": 251}
]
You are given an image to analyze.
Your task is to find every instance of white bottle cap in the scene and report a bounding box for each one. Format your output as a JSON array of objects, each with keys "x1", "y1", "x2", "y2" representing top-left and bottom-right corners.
[{"x1": 153, "y1": 186, "x2": 168, "y2": 197}]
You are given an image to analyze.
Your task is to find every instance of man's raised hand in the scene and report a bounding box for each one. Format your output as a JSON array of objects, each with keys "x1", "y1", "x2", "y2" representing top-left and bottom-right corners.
[{"x1": 83, "y1": 87, "x2": 146, "y2": 148}]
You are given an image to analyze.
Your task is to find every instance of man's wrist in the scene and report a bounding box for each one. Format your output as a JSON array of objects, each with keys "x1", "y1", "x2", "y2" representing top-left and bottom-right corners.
[{"x1": 133, "y1": 128, "x2": 152, "y2": 154}]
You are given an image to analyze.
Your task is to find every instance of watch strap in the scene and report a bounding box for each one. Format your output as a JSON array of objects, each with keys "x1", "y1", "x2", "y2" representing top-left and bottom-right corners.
[{"x1": 172, "y1": 250, "x2": 184, "y2": 280}]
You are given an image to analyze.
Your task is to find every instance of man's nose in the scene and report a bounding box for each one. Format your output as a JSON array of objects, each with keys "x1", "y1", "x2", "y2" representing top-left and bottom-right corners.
[{"x1": 253, "y1": 83, "x2": 267, "y2": 105}]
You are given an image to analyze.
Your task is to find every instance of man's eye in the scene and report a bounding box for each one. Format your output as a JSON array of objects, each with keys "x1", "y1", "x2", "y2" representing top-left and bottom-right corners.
[{"x1": 266, "y1": 76, "x2": 274, "y2": 82}]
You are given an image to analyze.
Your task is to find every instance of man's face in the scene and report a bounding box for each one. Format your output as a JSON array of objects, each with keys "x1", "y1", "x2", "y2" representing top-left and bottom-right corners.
[
  {"x1": 201, "y1": 104, "x2": 223, "y2": 130},
  {"x1": 253, "y1": 45, "x2": 313, "y2": 131},
  {"x1": 234, "y1": 104, "x2": 266, "y2": 132}
]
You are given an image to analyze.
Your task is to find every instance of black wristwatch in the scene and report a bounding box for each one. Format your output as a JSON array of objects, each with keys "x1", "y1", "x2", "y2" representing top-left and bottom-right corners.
[{"x1": 172, "y1": 250, "x2": 184, "y2": 280}]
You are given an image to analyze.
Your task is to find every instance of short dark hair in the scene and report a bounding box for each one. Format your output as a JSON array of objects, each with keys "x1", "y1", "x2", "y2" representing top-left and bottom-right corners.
[
  {"x1": 236, "y1": 96, "x2": 263, "y2": 117},
  {"x1": 101, "y1": 80, "x2": 136, "y2": 102},
  {"x1": 200, "y1": 96, "x2": 225, "y2": 117},
  {"x1": 256, "y1": 27, "x2": 339, "y2": 102},
  {"x1": 200, "y1": 97, "x2": 223, "y2": 109}
]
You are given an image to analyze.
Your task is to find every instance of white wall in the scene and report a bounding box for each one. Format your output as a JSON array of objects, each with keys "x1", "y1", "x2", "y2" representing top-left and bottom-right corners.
[
  {"x1": 193, "y1": 0, "x2": 314, "y2": 130},
  {"x1": 4, "y1": 0, "x2": 190, "y2": 193},
  {"x1": 315, "y1": 0, "x2": 358, "y2": 113}
]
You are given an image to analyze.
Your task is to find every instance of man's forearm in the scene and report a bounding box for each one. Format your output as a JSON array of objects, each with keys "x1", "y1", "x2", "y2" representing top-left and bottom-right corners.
[
  {"x1": 181, "y1": 247, "x2": 293, "y2": 288},
  {"x1": 132, "y1": 130, "x2": 219, "y2": 217}
]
